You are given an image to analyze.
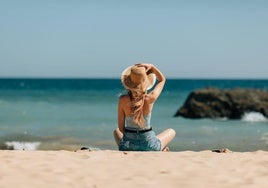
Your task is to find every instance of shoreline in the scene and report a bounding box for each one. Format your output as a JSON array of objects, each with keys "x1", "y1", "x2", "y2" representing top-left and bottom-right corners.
[{"x1": 0, "y1": 150, "x2": 267, "y2": 188}]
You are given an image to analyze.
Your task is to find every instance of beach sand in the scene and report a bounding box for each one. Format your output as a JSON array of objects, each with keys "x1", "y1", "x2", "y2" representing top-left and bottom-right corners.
[{"x1": 0, "y1": 150, "x2": 267, "y2": 188}]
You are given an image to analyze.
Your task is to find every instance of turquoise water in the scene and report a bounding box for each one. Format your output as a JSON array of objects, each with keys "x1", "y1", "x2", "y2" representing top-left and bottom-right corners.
[{"x1": 0, "y1": 79, "x2": 267, "y2": 151}]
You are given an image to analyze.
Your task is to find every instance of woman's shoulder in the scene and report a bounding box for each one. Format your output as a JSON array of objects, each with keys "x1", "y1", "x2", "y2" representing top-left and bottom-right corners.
[
  {"x1": 119, "y1": 94, "x2": 130, "y2": 101},
  {"x1": 144, "y1": 93, "x2": 156, "y2": 104},
  {"x1": 119, "y1": 94, "x2": 131, "y2": 113}
]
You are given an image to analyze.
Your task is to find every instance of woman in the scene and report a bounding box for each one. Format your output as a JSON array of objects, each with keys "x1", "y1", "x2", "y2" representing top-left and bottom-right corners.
[{"x1": 114, "y1": 63, "x2": 176, "y2": 151}]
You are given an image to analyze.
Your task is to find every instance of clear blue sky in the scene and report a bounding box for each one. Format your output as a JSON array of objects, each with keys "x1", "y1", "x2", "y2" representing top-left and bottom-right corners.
[{"x1": 1, "y1": 0, "x2": 267, "y2": 78}]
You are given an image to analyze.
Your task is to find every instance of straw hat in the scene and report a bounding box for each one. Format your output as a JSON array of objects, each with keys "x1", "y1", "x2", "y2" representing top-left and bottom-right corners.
[{"x1": 121, "y1": 65, "x2": 156, "y2": 90}]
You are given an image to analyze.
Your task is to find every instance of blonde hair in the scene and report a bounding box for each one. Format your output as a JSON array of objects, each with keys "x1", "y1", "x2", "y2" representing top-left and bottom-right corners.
[
  {"x1": 121, "y1": 65, "x2": 156, "y2": 127},
  {"x1": 129, "y1": 85, "x2": 146, "y2": 127}
]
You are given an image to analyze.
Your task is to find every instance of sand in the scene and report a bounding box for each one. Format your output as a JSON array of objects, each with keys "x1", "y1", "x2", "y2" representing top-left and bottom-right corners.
[{"x1": 0, "y1": 150, "x2": 267, "y2": 188}]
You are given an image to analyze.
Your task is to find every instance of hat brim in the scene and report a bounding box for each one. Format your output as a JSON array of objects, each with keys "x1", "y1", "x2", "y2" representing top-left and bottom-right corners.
[{"x1": 121, "y1": 65, "x2": 156, "y2": 91}]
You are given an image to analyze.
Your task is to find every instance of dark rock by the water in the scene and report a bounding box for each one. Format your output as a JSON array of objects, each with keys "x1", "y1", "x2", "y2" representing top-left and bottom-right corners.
[{"x1": 174, "y1": 88, "x2": 268, "y2": 119}]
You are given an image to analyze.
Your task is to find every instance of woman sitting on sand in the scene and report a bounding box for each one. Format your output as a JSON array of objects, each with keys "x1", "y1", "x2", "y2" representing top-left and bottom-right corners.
[{"x1": 114, "y1": 63, "x2": 176, "y2": 151}]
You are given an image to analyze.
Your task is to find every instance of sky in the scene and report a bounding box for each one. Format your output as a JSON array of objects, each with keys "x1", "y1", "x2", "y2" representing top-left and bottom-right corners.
[{"x1": 0, "y1": 0, "x2": 267, "y2": 79}]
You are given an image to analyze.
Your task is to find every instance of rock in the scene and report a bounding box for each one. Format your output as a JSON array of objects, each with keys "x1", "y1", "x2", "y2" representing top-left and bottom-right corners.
[
  {"x1": 174, "y1": 88, "x2": 268, "y2": 119},
  {"x1": 211, "y1": 148, "x2": 232, "y2": 153}
]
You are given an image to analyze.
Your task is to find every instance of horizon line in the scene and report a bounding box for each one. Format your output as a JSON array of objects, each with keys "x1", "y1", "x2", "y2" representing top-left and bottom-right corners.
[{"x1": 0, "y1": 77, "x2": 267, "y2": 80}]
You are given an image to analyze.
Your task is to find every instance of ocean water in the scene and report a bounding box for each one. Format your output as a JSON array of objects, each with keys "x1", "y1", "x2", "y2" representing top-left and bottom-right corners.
[{"x1": 0, "y1": 79, "x2": 267, "y2": 152}]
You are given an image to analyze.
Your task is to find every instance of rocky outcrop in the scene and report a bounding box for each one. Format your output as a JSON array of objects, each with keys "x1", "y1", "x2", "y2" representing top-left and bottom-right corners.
[{"x1": 174, "y1": 88, "x2": 268, "y2": 119}]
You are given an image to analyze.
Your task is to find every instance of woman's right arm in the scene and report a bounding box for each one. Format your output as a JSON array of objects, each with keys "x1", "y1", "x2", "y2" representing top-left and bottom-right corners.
[
  {"x1": 148, "y1": 64, "x2": 166, "y2": 102},
  {"x1": 137, "y1": 63, "x2": 166, "y2": 103}
]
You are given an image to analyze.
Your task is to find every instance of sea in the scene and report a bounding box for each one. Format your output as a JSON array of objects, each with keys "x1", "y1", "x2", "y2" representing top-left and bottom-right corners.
[{"x1": 0, "y1": 78, "x2": 267, "y2": 152}]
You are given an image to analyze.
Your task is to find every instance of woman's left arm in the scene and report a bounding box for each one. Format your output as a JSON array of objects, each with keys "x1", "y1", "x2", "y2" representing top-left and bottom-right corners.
[{"x1": 117, "y1": 96, "x2": 125, "y2": 133}]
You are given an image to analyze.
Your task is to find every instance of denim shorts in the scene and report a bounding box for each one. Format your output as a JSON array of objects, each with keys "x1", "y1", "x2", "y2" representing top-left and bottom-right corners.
[{"x1": 119, "y1": 130, "x2": 161, "y2": 151}]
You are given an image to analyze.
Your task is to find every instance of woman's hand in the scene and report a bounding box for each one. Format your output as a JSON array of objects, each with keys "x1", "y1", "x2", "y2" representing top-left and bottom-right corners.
[{"x1": 135, "y1": 63, "x2": 153, "y2": 73}]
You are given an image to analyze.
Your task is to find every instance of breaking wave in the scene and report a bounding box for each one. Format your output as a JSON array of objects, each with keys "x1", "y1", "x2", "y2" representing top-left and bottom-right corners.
[
  {"x1": 242, "y1": 112, "x2": 267, "y2": 122},
  {"x1": 5, "y1": 141, "x2": 41, "y2": 150}
]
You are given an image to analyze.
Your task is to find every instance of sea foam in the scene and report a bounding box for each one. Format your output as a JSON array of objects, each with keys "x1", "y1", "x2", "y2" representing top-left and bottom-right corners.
[
  {"x1": 242, "y1": 112, "x2": 267, "y2": 122},
  {"x1": 5, "y1": 141, "x2": 41, "y2": 150}
]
